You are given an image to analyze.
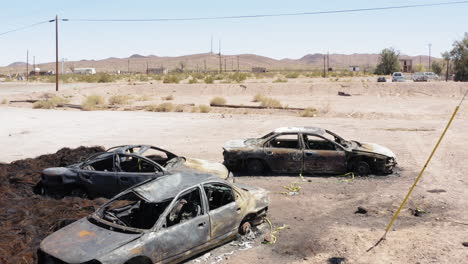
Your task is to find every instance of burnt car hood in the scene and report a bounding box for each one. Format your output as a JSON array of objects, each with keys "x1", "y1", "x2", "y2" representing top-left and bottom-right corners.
[
  {"x1": 223, "y1": 138, "x2": 259, "y2": 150},
  {"x1": 40, "y1": 218, "x2": 141, "y2": 263},
  {"x1": 175, "y1": 158, "x2": 230, "y2": 180},
  {"x1": 353, "y1": 142, "x2": 396, "y2": 158}
]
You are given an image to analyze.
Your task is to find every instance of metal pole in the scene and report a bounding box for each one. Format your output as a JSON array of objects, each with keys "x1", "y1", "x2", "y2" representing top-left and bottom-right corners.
[
  {"x1": 26, "y1": 50, "x2": 29, "y2": 81},
  {"x1": 55, "y1": 15, "x2": 59, "y2": 91},
  {"x1": 237, "y1": 56, "x2": 240, "y2": 72},
  {"x1": 428, "y1": 44, "x2": 432, "y2": 70},
  {"x1": 323, "y1": 55, "x2": 326, "y2": 77}
]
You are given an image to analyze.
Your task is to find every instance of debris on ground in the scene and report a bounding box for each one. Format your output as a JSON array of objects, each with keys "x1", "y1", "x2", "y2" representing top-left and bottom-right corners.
[
  {"x1": 328, "y1": 257, "x2": 347, "y2": 264},
  {"x1": 0, "y1": 146, "x2": 105, "y2": 264},
  {"x1": 427, "y1": 189, "x2": 447, "y2": 193},
  {"x1": 263, "y1": 217, "x2": 288, "y2": 244},
  {"x1": 338, "y1": 91, "x2": 351, "y2": 96},
  {"x1": 462, "y1": 242, "x2": 468, "y2": 247},
  {"x1": 355, "y1": 206, "x2": 368, "y2": 214},
  {"x1": 410, "y1": 207, "x2": 428, "y2": 217}
]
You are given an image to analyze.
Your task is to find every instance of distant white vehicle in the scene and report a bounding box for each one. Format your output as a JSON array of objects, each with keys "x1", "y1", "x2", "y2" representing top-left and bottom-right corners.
[
  {"x1": 424, "y1": 72, "x2": 439, "y2": 81},
  {"x1": 73, "y1": 68, "x2": 96, "y2": 75},
  {"x1": 392, "y1": 72, "x2": 406, "y2": 82}
]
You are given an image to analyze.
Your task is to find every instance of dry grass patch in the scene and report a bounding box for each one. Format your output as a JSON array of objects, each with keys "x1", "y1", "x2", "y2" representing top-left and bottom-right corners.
[
  {"x1": 210, "y1": 96, "x2": 227, "y2": 106},
  {"x1": 108, "y1": 95, "x2": 132, "y2": 105},
  {"x1": 33, "y1": 96, "x2": 69, "y2": 109},
  {"x1": 147, "y1": 103, "x2": 174, "y2": 112},
  {"x1": 198, "y1": 105, "x2": 211, "y2": 113},
  {"x1": 252, "y1": 93, "x2": 265, "y2": 102},
  {"x1": 1, "y1": 98, "x2": 8, "y2": 104},
  {"x1": 82, "y1": 95, "x2": 106, "y2": 111},
  {"x1": 300, "y1": 107, "x2": 317, "y2": 117},
  {"x1": 259, "y1": 97, "x2": 282, "y2": 108},
  {"x1": 175, "y1": 105, "x2": 184, "y2": 112},
  {"x1": 136, "y1": 95, "x2": 152, "y2": 101},
  {"x1": 162, "y1": 95, "x2": 174, "y2": 101}
]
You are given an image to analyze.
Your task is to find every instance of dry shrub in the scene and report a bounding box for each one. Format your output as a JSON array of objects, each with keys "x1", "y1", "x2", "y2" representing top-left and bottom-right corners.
[
  {"x1": 191, "y1": 106, "x2": 199, "y2": 113},
  {"x1": 33, "y1": 96, "x2": 69, "y2": 109},
  {"x1": 273, "y1": 78, "x2": 288, "y2": 83},
  {"x1": 300, "y1": 107, "x2": 317, "y2": 117},
  {"x1": 252, "y1": 93, "x2": 265, "y2": 102},
  {"x1": 162, "y1": 95, "x2": 174, "y2": 101},
  {"x1": 1, "y1": 98, "x2": 8, "y2": 104},
  {"x1": 260, "y1": 97, "x2": 282, "y2": 108},
  {"x1": 147, "y1": 103, "x2": 174, "y2": 112},
  {"x1": 188, "y1": 78, "x2": 198, "y2": 84},
  {"x1": 175, "y1": 105, "x2": 184, "y2": 112},
  {"x1": 108, "y1": 95, "x2": 132, "y2": 105},
  {"x1": 198, "y1": 105, "x2": 211, "y2": 113},
  {"x1": 136, "y1": 95, "x2": 152, "y2": 101},
  {"x1": 163, "y1": 75, "x2": 180, "y2": 84},
  {"x1": 210, "y1": 96, "x2": 227, "y2": 106},
  {"x1": 81, "y1": 94, "x2": 106, "y2": 111}
]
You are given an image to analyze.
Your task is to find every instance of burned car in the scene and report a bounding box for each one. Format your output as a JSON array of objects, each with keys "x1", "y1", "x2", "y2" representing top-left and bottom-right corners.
[
  {"x1": 223, "y1": 127, "x2": 397, "y2": 176},
  {"x1": 38, "y1": 145, "x2": 231, "y2": 198},
  {"x1": 38, "y1": 173, "x2": 269, "y2": 264}
]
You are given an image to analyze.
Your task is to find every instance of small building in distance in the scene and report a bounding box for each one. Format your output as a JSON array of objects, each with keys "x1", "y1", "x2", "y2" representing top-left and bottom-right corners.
[
  {"x1": 399, "y1": 59, "x2": 413, "y2": 73},
  {"x1": 252, "y1": 67, "x2": 267, "y2": 73},
  {"x1": 348, "y1": 66, "x2": 360, "y2": 72},
  {"x1": 147, "y1": 67, "x2": 168, "y2": 74},
  {"x1": 73, "y1": 68, "x2": 96, "y2": 75}
]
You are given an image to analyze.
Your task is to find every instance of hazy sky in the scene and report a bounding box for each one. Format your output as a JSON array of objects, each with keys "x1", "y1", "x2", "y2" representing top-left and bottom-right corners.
[{"x1": 0, "y1": 0, "x2": 467, "y2": 66}]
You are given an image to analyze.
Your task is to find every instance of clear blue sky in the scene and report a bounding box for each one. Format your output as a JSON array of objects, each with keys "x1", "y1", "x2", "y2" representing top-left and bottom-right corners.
[{"x1": 0, "y1": 0, "x2": 467, "y2": 66}]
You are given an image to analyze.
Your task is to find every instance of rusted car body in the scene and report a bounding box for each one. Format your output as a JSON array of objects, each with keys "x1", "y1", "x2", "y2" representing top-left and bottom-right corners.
[
  {"x1": 223, "y1": 127, "x2": 397, "y2": 176},
  {"x1": 38, "y1": 173, "x2": 269, "y2": 264},
  {"x1": 38, "y1": 145, "x2": 231, "y2": 198}
]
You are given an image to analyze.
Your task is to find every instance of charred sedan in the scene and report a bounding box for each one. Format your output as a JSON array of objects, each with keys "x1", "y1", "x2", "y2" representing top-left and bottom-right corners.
[
  {"x1": 223, "y1": 127, "x2": 397, "y2": 176},
  {"x1": 38, "y1": 173, "x2": 269, "y2": 264},
  {"x1": 38, "y1": 145, "x2": 230, "y2": 198}
]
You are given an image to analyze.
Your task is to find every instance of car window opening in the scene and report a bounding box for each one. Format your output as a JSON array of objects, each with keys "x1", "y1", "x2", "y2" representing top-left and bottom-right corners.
[
  {"x1": 166, "y1": 187, "x2": 203, "y2": 227},
  {"x1": 100, "y1": 192, "x2": 172, "y2": 230},
  {"x1": 203, "y1": 183, "x2": 235, "y2": 211},
  {"x1": 304, "y1": 135, "x2": 336, "y2": 151},
  {"x1": 267, "y1": 134, "x2": 299, "y2": 149},
  {"x1": 83, "y1": 155, "x2": 114, "y2": 171},
  {"x1": 119, "y1": 155, "x2": 158, "y2": 173}
]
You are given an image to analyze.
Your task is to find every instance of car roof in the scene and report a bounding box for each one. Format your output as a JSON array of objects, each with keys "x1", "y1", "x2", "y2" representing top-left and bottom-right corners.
[
  {"x1": 133, "y1": 172, "x2": 219, "y2": 202},
  {"x1": 273, "y1": 126, "x2": 326, "y2": 135}
]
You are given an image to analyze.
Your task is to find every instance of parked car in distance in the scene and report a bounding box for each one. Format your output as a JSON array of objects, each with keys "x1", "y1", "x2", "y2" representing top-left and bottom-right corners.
[
  {"x1": 223, "y1": 127, "x2": 397, "y2": 176},
  {"x1": 37, "y1": 145, "x2": 231, "y2": 198},
  {"x1": 392, "y1": 72, "x2": 406, "y2": 82},
  {"x1": 412, "y1": 72, "x2": 428, "y2": 82},
  {"x1": 377, "y1": 77, "x2": 387, "y2": 82},
  {"x1": 38, "y1": 173, "x2": 269, "y2": 264},
  {"x1": 424, "y1": 72, "x2": 439, "y2": 81}
]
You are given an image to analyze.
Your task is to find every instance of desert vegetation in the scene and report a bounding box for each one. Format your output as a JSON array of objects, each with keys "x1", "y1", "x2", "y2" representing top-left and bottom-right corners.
[
  {"x1": 32, "y1": 96, "x2": 69, "y2": 109},
  {"x1": 81, "y1": 95, "x2": 106, "y2": 110},
  {"x1": 210, "y1": 96, "x2": 227, "y2": 105},
  {"x1": 108, "y1": 95, "x2": 132, "y2": 105}
]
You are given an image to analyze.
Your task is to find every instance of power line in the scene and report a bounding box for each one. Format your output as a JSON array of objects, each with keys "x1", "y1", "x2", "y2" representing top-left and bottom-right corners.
[
  {"x1": 63, "y1": 1, "x2": 468, "y2": 22},
  {"x1": 0, "y1": 20, "x2": 51, "y2": 37}
]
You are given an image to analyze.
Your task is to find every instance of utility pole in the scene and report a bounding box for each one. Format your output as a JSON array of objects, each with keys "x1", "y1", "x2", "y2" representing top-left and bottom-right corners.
[
  {"x1": 237, "y1": 56, "x2": 240, "y2": 72},
  {"x1": 26, "y1": 50, "x2": 29, "y2": 81},
  {"x1": 218, "y1": 39, "x2": 222, "y2": 73},
  {"x1": 224, "y1": 58, "x2": 227, "y2": 72},
  {"x1": 327, "y1": 51, "x2": 330, "y2": 72},
  {"x1": 210, "y1": 35, "x2": 213, "y2": 54},
  {"x1": 323, "y1": 55, "x2": 326, "y2": 77},
  {"x1": 146, "y1": 61, "x2": 149, "y2": 74},
  {"x1": 428, "y1": 43, "x2": 432, "y2": 70},
  {"x1": 55, "y1": 15, "x2": 59, "y2": 91},
  {"x1": 204, "y1": 59, "x2": 207, "y2": 72},
  {"x1": 33, "y1": 56, "x2": 36, "y2": 72}
]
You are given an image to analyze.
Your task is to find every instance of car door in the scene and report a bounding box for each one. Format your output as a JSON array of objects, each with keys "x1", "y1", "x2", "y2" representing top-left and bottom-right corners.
[
  {"x1": 115, "y1": 153, "x2": 164, "y2": 192},
  {"x1": 203, "y1": 182, "x2": 240, "y2": 240},
  {"x1": 263, "y1": 133, "x2": 303, "y2": 173},
  {"x1": 302, "y1": 134, "x2": 347, "y2": 174},
  {"x1": 153, "y1": 186, "x2": 210, "y2": 262},
  {"x1": 76, "y1": 154, "x2": 119, "y2": 197}
]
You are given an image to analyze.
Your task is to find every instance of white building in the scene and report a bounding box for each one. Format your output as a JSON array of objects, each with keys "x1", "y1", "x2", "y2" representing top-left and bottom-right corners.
[{"x1": 73, "y1": 68, "x2": 96, "y2": 75}]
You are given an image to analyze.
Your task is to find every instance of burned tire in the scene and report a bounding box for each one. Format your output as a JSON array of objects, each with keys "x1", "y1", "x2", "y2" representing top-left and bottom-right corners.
[
  {"x1": 125, "y1": 256, "x2": 153, "y2": 264},
  {"x1": 247, "y1": 159, "x2": 265, "y2": 175},
  {"x1": 355, "y1": 161, "x2": 371, "y2": 176},
  {"x1": 239, "y1": 221, "x2": 252, "y2": 235}
]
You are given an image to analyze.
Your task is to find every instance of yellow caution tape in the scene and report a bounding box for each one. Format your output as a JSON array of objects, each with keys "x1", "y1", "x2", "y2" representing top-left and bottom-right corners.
[{"x1": 263, "y1": 217, "x2": 288, "y2": 244}]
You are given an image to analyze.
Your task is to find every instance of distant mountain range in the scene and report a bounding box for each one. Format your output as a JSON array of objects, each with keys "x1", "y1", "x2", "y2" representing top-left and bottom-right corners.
[{"x1": 1, "y1": 53, "x2": 437, "y2": 74}]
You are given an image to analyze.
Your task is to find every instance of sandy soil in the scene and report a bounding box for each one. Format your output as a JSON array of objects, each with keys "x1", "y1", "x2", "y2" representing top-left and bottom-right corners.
[{"x1": 0, "y1": 79, "x2": 467, "y2": 263}]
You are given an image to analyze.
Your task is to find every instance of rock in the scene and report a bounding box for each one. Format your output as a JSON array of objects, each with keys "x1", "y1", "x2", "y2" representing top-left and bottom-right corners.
[{"x1": 355, "y1": 207, "x2": 368, "y2": 214}]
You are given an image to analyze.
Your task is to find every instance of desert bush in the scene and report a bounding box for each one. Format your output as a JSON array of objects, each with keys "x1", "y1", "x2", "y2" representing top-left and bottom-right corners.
[
  {"x1": 188, "y1": 78, "x2": 198, "y2": 84},
  {"x1": 273, "y1": 78, "x2": 287, "y2": 83},
  {"x1": 82, "y1": 94, "x2": 106, "y2": 110},
  {"x1": 190, "y1": 106, "x2": 199, "y2": 113},
  {"x1": 285, "y1": 72, "x2": 300, "y2": 78},
  {"x1": 174, "y1": 105, "x2": 184, "y2": 112},
  {"x1": 162, "y1": 95, "x2": 174, "y2": 101},
  {"x1": 33, "y1": 96, "x2": 69, "y2": 109},
  {"x1": 300, "y1": 107, "x2": 317, "y2": 117},
  {"x1": 136, "y1": 95, "x2": 152, "y2": 101},
  {"x1": 108, "y1": 95, "x2": 132, "y2": 105},
  {"x1": 210, "y1": 96, "x2": 227, "y2": 105},
  {"x1": 163, "y1": 75, "x2": 180, "y2": 84},
  {"x1": 204, "y1": 75, "x2": 214, "y2": 84},
  {"x1": 1, "y1": 98, "x2": 8, "y2": 104},
  {"x1": 198, "y1": 105, "x2": 211, "y2": 113},
  {"x1": 147, "y1": 103, "x2": 174, "y2": 112},
  {"x1": 138, "y1": 75, "x2": 149, "y2": 82},
  {"x1": 259, "y1": 97, "x2": 282, "y2": 108},
  {"x1": 97, "y1": 73, "x2": 114, "y2": 83},
  {"x1": 228, "y1": 72, "x2": 248, "y2": 83},
  {"x1": 252, "y1": 93, "x2": 265, "y2": 102}
]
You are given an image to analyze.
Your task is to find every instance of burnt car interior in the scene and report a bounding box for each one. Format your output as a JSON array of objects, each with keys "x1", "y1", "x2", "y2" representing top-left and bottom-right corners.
[
  {"x1": 203, "y1": 183, "x2": 235, "y2": 210},
  {"x1": 100, "y1": 192, "x2": 172, "y2": 230},
  {"x1": 266, "y1": 134, "x2": 300, "y2": 149},
  {"x1": 82, "y1": 155, "x2": 115, "y2": 171},
  {"x1": 303, "y1": 135, "x2": 337, "y2": 150},
  {"x1": 118, "y1": 155, "x2": 161, "y2": 173},
  {"x1": 125, "y1": 146, "x2": 175, "y2": 167},
  {"x1": 166, "y1": 188, "x2": 203, "y2": 227}
]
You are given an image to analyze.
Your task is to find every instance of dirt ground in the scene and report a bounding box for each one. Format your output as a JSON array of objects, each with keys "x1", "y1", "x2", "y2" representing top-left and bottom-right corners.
[{"x1": 0, "y1": 78, "x2": 467, "y2": 263}]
